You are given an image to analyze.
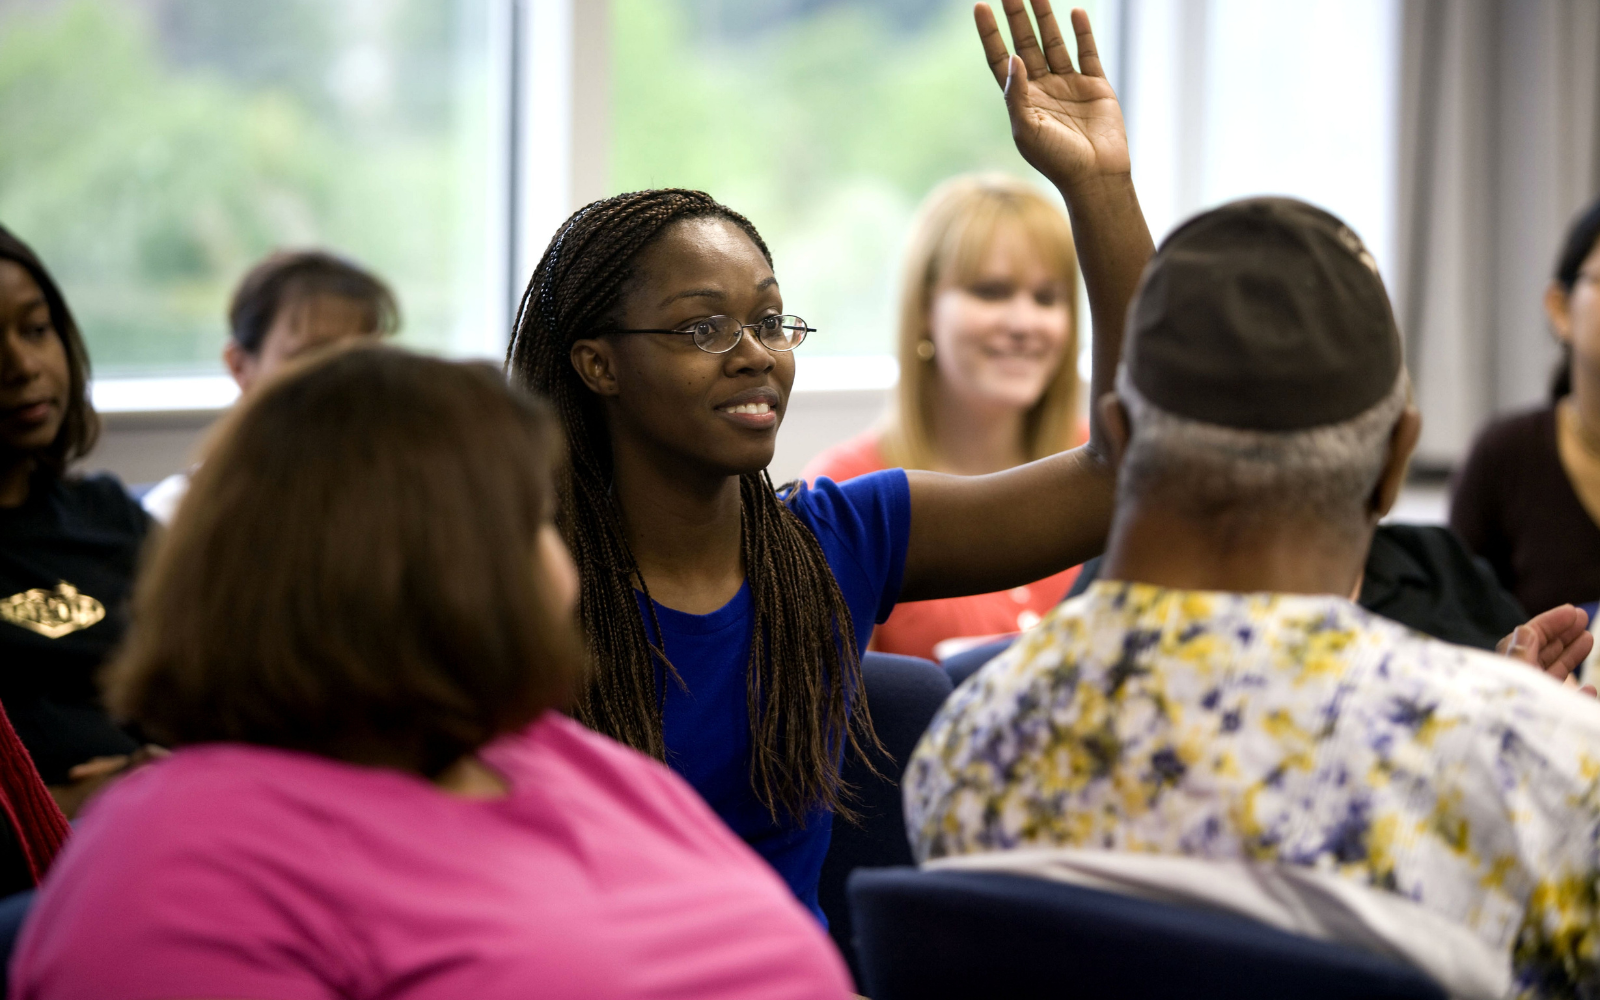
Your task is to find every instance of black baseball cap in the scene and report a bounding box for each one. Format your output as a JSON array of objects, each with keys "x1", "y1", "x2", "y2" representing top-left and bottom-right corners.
[{"x1": 1124, "y1": 198, "x2": 1403, "y2": 431}]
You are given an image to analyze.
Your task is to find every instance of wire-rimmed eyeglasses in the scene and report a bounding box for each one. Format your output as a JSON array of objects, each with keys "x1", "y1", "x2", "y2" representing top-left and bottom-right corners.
[{"x1": 604, "y1": 314, "x2": 814, "y2": 354}]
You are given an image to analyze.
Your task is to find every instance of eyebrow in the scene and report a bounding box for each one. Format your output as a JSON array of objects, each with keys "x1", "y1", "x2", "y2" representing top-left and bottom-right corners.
[{"x1": 658, "y1": 276, "x2": 778, "y2": 307}]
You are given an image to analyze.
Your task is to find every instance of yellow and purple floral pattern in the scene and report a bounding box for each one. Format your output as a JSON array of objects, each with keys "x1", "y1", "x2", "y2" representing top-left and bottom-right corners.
[{"x1": 906, "y1": 581, "x2": 1600, "y2": 999}]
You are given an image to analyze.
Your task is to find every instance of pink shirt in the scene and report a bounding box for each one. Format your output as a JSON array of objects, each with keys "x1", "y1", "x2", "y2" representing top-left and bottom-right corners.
[{"x1": 12, "y1": 714, "x2": 854, "y2": 1000}]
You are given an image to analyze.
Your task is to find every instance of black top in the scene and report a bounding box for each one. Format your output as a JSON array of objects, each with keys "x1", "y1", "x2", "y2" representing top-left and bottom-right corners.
[
  {"x1": 1358, "y1": 524, "x2": 1526, "y2": 649},
  {"x1": 0, "y1": 473, "x2": 148, "y2": 784},
  {"x1": 1450, "y1": 407, "x2": 1600, "y2": 615}
]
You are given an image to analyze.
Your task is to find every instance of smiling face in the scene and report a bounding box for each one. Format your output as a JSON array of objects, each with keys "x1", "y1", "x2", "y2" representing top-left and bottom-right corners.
[
  {"x1": 569, "y1": 216, "x2": 793, "y2": 479},
  {"x1": 0, "y1": 259, "x2": 71, "y2": 462},
  {"x1": 927, "y1": 222, "x2": 1074, "y2": 414}
]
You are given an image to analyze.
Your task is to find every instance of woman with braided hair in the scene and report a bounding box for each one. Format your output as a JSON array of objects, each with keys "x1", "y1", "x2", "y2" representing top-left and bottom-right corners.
[{"x1": 507, "y1": 1, "x2": 1154, "y2": 919}]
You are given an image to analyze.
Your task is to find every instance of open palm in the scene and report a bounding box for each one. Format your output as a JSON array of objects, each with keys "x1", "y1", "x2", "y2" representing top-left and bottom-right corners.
[{"x1": 976, "y1": 1, "x2": 1130, "y2": 187}]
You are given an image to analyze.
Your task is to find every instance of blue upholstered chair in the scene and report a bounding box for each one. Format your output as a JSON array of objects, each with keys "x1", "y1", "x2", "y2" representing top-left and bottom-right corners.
[
  {"x1": 847, "y1": 867, "x2": 1448, "y2": 1000},
  {"x1": 0, "y1": 889, "x2": 34, "y2": 997},
  {"x1": 817, "y1": 653, "x2": 951, "y2": 985},
  {"x1": 940, "y1": 636, "x2": 1015, "y2": 688}
]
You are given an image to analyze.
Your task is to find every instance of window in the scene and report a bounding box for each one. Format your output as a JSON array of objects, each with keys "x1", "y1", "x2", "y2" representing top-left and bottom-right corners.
[
  {"x1": 1123, "y1": 0, "x2": 1399, "y2": 273},
  {"x1": 0, "y1": 0, "x2": 500, "y2": 407},
  {"x1": 608, "y1": 0, "x2": 1117, "y2": 388},
  {"x1": 3, "y1": 0, "x2": 1399, "y2": 409}
]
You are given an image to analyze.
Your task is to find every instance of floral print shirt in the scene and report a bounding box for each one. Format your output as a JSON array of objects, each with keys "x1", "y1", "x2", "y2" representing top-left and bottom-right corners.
[{"x1": 906, "y1": 581, "x2": 1600, "y2": 999}]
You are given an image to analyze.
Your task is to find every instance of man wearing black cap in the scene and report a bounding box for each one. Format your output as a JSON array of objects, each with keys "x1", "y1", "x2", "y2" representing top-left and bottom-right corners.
[{"x1": 904, "y1": 198, "x2": 1600, "y2": 998}]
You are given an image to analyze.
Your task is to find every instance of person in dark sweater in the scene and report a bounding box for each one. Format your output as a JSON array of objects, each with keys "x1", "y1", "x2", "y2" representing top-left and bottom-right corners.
[
  {"x1": 1452, "y1": 198, "x2": 1600, "y2": 613},
  {"x1": 0, "y1": 225, "x2": 153, "y2": 817}
]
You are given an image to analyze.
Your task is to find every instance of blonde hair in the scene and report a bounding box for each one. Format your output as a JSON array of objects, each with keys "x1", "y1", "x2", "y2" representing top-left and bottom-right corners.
[{"x1": 881, "y1": 174, "x2": 1081, "y2": 471}]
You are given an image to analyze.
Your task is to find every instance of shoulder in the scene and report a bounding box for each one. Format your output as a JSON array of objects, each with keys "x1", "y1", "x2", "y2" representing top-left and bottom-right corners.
[
  {"x1": 1452, "y1": 408, "x2": 1557, "y2": 528},
  {"x1": 17, "y1": 746, "x2": 358, "y2": 998},
  {"x1": 1462, "y1": 406, "x2": 1556, "y2": 467},
  {"x1": 492, "y1": 713, "x2": 675, "y2": 789},
  {"x1": 48, "y1": 472, "x2": 151, "y2": 538},
  {"x1": 785, "y1": 467, "x2": 910, "y2": 528},
  {"x1": 27, "y1": 745, "x2": 349, "y2": 936},
  {"x1": 798, "y1": 430, "x2": 887, "y2": 485},
  {"x1": 489, "y1": 715, "x2": 760, "y2": 851},
  {"x1": 1324, "y1": 608, "x2": 1600, "y2": 746},
  {"x1": 68, "y1": 745, "x2": 341, "y2": 858},
  {"x1": 782, "y1": 468, "x2": 912, "y2": 566}
]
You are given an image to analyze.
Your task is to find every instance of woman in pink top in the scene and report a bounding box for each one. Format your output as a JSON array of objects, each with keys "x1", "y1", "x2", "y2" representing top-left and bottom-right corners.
[
  {"x1": 803, "y1": 175, "x2": 1085, "y2": 661},
  {"x1": 12, "y1": 345, "x2": 852, "y2": 1000}
]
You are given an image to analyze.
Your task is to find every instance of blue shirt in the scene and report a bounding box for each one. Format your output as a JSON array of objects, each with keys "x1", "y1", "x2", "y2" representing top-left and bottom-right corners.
[{"x1": 635, "y1": 470, "x2": 911, "y2": 922}]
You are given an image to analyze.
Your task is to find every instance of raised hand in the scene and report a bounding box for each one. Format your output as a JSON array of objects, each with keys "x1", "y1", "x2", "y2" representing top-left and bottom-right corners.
[{"x1": 975, "y1": 1, "x2": 1129, "y2": 189}]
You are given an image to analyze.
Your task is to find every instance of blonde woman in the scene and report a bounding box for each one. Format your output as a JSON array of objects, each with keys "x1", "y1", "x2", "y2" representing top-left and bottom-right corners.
[{"x1": 802, "y1": 174, "x2": 1085, "y2": 660}]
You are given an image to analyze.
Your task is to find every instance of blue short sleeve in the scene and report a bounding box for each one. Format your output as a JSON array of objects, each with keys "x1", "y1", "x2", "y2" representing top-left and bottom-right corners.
[
  {"x1": 786, "y1": 469, "x2": 912, "y2": 644},
  {"x1": 638, "y1": 468, "x2": 911, "y2": 922}
]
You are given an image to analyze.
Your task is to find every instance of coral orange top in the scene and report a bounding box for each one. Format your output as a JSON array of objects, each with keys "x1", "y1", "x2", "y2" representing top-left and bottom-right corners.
[{"x1": 799, "y1": 430, "x2": 1081, "y2": 662}]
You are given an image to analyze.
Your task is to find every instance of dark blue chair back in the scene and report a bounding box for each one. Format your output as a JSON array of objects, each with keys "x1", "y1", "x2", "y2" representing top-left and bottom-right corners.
[
  {"x1": 0, "y1": 889, "x2": 34, "y2": 997},
  {"x1": 941, "y1": 636, "x2": 1015, "y2": 688},
  {"x1": 848, "y1": 867, "x2": 1448, "y2": 1000},
  {"x1": 818, "y1": 653, "x2": 951, "y2": 985}
]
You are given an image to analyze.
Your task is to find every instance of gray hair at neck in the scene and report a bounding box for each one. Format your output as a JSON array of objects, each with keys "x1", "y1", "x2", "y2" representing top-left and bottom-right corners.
[{"x1": 1114, "y1": 367, "x2": 1411, "y2": 545}]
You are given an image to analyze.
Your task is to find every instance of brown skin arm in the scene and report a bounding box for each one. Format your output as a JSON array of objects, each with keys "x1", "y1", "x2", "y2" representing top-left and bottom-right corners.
[{"x1": 900, "y1": 3, "x2": 1153, "y2": 601}]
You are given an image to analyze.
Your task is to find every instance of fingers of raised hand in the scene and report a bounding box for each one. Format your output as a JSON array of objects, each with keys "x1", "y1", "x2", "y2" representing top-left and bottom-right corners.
[
  {"x1": 1070, "y1": 7, "x2": 1106, "y2": 78},
  {"x1": 1000, "y1": 0, "x2": 1050, "y2": 78},
  {"x1": 974, "y1": 4, "x2": 1013, "y2": 89},
  {"x1": 1030, "y1": 0, "x2": 1077, "y2": 76}
]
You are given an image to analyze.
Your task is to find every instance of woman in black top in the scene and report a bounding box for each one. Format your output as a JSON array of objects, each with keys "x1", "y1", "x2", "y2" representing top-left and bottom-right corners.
[
  {"x1": 1452, "y1": 199, "x2": 1600, "y2": 613},
  {"x1": 0, "y1": 225, "x2": 150, "y2": 815}
]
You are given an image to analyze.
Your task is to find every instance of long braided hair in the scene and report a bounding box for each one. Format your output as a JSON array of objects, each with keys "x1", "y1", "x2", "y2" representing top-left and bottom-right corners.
[{"x1": 507, "y1": 189, "x2": 878, "y2": 822}]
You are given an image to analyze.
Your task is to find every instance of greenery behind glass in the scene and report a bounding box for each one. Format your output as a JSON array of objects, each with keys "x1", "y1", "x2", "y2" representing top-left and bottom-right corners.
[
  {"x1": 610, "y1": 0, "x2": 1108, "y2": 357},
  {"x1": 0, "y1": 0, "x2": 489, "y2": 377}
]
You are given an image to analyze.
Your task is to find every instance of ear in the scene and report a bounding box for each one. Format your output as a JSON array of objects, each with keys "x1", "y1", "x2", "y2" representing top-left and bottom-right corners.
[
  {"x1": 569, "y1": 338, "x2": 620, "y2": 397},
  {"x1": 1546, "y1": 282, "x2": 1573, "y2": 344},
  {"x1": 223, "y1": 340, "x2": 257, "y2": 394},
  {"x1": 1369, "y1": 406, "x2": 1423, "y2": 520},
  {"x1": 1097, "y1": 391, "x2": 1131, "y2": 468}
]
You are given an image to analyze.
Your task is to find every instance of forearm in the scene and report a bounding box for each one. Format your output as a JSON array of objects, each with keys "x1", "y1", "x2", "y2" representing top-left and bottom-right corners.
[
  {"x1": 898, "y1": 167, "x2": 1150, "y2": 603},
  {"x1": 900, "y1": 447, "x2": 1115, "y2": 602},
  {"x1": 895, "y1": 2, "x2": 1152, "y2": 603},
  {"x1": 1053, "y1": 171, "x2": 1153, "y2": 457}
]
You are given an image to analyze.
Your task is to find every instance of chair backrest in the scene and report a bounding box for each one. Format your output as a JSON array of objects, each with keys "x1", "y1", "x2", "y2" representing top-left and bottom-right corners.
[
  {"x1": 0, "y1": 888, "x2": 33, "y2": 997},
  {"x1": 847, "y1": 867, "x2": 1449, "y2": 1000},
  {"x1": 940, "y1": 636, "x2": 1015, "y2": 688},
  {"x1": 817, "y1": 653, "x2": 951, "y2": 984}
]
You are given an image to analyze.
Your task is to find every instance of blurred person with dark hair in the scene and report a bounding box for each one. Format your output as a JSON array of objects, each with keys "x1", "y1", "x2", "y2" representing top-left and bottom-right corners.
[
  {"x1": 1451, "y1": 199, "x2": 1600, "y2": 613},
  {"x1": 908, "y1": 198, "x2": 1600, "y2": 999},
  {"x1": 140, "y1": 249, "x2": 399, "y2": 524},
  {"x1": 12, "y1": 346, "x2": 854, "y2": 1000},
  {"x1": 0, "y1": 224, "x2": 155, "y2": 818}
]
